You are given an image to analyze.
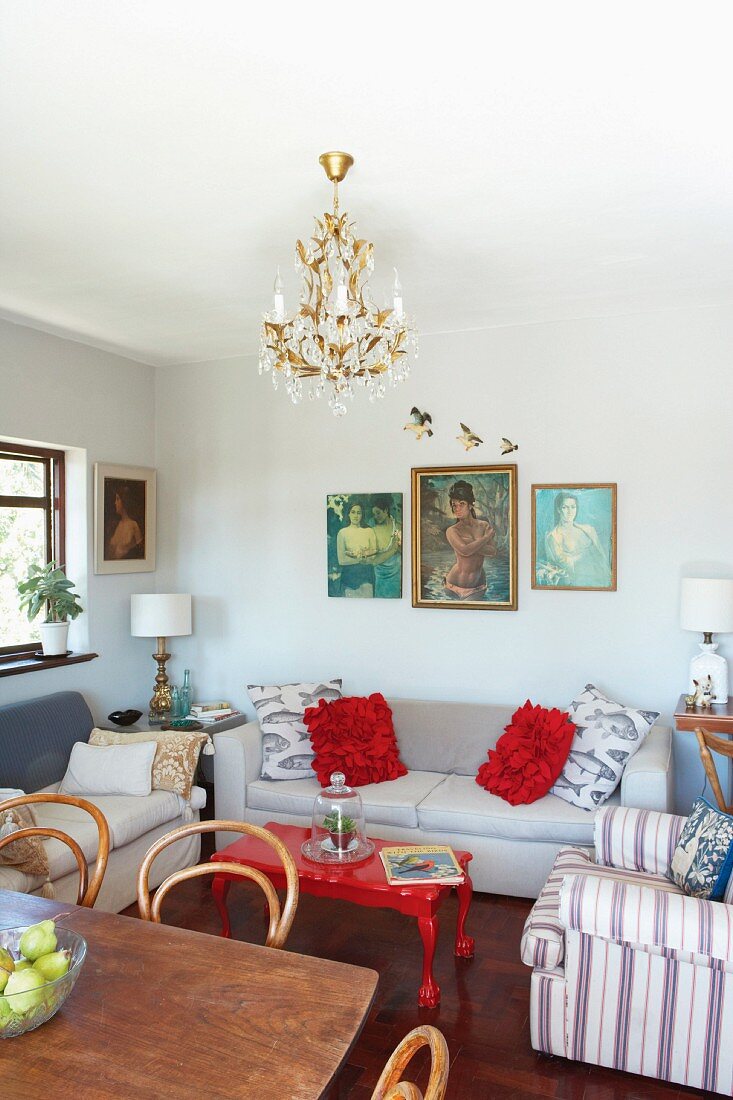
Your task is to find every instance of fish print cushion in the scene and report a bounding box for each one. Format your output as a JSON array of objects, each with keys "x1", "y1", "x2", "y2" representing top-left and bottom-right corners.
[
  {"x1": 670, "y1": 797, "x2": 733, "y2": 899},
  {"x1": 550, "y1": 683, "x2": 659, "y2": 811},
  {"x1": 248, "y1": 679, "x2": 343, "y2": 780}
]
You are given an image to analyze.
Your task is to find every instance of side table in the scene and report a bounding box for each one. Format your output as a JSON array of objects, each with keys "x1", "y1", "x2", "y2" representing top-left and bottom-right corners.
[{"x1": 674, "y1": 694, "x2": 733, "y2": 806}]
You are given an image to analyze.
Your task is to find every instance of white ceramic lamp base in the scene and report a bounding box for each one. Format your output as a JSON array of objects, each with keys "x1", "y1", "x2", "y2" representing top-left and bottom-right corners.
[{"x1": 689, "y1": 643, "x2": 728, "y2": 704}]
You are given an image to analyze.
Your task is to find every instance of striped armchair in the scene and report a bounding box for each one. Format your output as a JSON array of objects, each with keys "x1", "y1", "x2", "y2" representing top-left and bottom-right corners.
[{"x1": 521, "y1": 806, "x2": 733, "y2": 1096}]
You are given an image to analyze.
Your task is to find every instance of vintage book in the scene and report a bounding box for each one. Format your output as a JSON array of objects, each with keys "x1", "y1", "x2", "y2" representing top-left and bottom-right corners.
[
  {"x1": 186, "y1": 709, "x2": 240, "y2": 724},
  {"x1": 191, "y1": 701, "x2": 231, "y2": 714},
  {"x1": 379, "y1": 845, "x2": 464, "y2": 885}
]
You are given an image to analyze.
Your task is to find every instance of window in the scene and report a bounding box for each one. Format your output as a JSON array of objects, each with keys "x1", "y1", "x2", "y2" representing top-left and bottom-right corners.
[{"x1": 0, "y1": 441, "x2": 66, "y2": 657}]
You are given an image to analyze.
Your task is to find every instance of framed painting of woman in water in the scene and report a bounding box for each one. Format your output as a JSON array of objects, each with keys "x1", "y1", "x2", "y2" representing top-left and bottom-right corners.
[
  {"x1": 531, "y1": 483, "x2": 617, "y2": 591},
  {"x1": 411, "y1": 465, "x2": 517, "y2": 610}
]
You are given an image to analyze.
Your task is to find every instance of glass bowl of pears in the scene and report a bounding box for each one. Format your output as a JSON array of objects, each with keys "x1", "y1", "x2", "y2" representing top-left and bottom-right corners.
[{"x1": 0, "y1": 919, "x2": 87, "y2": 1037}]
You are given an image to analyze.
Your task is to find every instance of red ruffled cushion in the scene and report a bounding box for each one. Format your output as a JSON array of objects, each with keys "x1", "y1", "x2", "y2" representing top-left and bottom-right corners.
[
  {"x1": 475, "y1": 700, "x2": 575, "y2": 805},
  {"x1": 303, "y1": 693, "x2": 407, "y2": 787}
]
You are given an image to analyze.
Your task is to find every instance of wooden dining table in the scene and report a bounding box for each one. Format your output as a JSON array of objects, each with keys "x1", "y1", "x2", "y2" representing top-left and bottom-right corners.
[{"x1": 0, "y1": 889, "x2": 378, "y2": 1099}]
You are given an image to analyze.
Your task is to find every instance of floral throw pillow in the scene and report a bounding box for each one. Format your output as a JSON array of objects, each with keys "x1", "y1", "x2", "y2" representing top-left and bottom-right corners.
[
  {"x1": 0, "y1": 806, "x2": 50, "y2": 879},
  {"x1": 89, "y1": 728, "x2": 209, "y2": 800},
  {"x1": 670, "y1": 798, "x2": 733, "y2": 899},
  {"x1": 248, "y1": 680, "x2": 343, "y2": 780},
  {"x1": 475, "y1": 700, "x2": 575, "y2": 805},
  {"x1": 550, "y1": 684, "x2": 659, "y2": 811},
  {"x1": 303, "y1": 693, "x2": 407, "y2": 787}
]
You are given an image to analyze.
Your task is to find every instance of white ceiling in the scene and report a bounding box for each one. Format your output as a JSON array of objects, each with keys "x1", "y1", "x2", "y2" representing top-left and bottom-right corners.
[{"x1": 1, "y1": 1, "x2": 731, "y2": 366}]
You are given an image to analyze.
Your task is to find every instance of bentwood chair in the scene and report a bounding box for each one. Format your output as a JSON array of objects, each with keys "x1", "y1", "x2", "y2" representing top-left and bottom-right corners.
[
  {"x1": 0, "y1": 792, "x2": 110, "y2": 907},
  {"x1": 694, "y1": 725, "x2": 733, "y2": 812},
  {"x1": 137, "y1": 820, "x2": 299, "y2": 949},
  {"x1": 371, "y1": 1026, "x2": 449, "y2": 1100}
]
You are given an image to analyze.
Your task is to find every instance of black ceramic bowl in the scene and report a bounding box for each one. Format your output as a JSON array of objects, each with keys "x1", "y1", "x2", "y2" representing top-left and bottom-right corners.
[{"x1": 107, "y1": 709, "x2": 143, "y2": 727}]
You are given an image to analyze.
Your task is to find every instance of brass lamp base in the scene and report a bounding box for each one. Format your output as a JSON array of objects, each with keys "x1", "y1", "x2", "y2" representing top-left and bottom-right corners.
[{"x1": 148, "y1": 635, "x2": 172, "y2": 725}]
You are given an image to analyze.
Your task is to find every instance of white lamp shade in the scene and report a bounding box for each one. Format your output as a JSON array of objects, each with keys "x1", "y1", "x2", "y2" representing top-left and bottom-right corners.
[
  {"x1": 131, "y1": 593, "x2": 192, "y2": 638},
  {"x1": 680, "y1": 578, "x2": 733, "y2": 634}
]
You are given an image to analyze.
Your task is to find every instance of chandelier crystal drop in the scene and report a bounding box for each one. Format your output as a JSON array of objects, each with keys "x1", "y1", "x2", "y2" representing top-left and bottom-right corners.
[{"x1": 258, "y1": 151, "x2": 418, "y2": 416}]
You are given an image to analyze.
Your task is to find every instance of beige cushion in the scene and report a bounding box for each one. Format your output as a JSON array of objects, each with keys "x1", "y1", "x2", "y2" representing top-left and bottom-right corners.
[
  {"x1": 416, "y1": 773, "x2": 620, "y2": 844},
  {"x1": 248, "y1": 770, "x2": 446, "y2": 829},
  {"x1": 90, "y1": 727, "x2": 208, "y2": 800},
  {"x1": 60, "y1": 741, "x2": 156, "y2": 797},
  {"x1": 35, "y1": 787, "x2": 187, "y2": 859},
  {"x1": 387, "y1": 698, "x2": 515, "y2": 775}
]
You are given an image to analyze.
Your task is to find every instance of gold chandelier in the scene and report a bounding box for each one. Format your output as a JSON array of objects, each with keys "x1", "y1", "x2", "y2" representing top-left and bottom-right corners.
[{"x1": 258, "y1": 151, "x2": 418, "y2": 416}]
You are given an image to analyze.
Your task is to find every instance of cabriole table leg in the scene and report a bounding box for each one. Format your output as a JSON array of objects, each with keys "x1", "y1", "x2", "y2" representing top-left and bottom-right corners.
[
  {"x1": 211, "y1": 874, "x2": 232, "y2": 938},
  {"x1": 454, "y1": 872, "x2": 475, "y2": 957},
  {"x1": 417, "y1": 914, "x2": 440, "y2": 1007}
]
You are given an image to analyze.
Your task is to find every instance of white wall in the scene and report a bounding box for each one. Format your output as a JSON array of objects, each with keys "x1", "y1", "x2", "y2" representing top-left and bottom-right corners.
[
  {"x1": 0, "y1": 320, "x2": 156, "y2": 721},
  {"x1": 155, "y1": 305, "x2": 733, "y2": 813}
]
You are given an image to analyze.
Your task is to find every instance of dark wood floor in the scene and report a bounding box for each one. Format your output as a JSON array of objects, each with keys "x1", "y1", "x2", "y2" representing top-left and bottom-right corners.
[{"x1": 122, "y1": 863, "x2": 706, "y2": 1100}]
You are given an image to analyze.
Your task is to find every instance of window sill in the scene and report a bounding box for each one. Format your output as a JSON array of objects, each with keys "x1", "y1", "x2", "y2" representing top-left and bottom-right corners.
[{"x1": 0, "y1": 652, "x2": 99, "y2": 678}]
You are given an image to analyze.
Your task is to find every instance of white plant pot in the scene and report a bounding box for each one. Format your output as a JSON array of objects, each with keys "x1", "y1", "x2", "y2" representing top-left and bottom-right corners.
[{"x1": 38, "y1": 621, "x2": 69, "y2": 656}]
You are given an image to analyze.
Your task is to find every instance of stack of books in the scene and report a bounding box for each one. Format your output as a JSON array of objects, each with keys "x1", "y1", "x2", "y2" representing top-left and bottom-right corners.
[{"x1": 187, "y1": 701, "x2": 241, "y2": 724}]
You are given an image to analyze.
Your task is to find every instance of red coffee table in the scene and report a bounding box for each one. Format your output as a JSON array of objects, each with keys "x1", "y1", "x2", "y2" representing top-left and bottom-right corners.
[{"x1": 211, "y1": 821, "x2": 474, "y2": 1008}]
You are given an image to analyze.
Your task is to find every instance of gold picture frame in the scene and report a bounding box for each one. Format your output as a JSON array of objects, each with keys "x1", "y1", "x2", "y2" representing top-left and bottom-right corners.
[
  {"x1": 94, "y1": 463, "x2": 156, "y2": 575},
  {"x1": 411, "y1": 465, "x2": 518, "y2": 610},
  {"x1": 531, "y1": 483, "x2": 617, "y2": 591}
]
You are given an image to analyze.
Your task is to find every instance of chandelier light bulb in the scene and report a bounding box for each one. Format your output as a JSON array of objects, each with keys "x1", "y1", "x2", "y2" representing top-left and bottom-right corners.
[
  {"x1": 258, "y1": 152, "x2": 417, "y2": 415},
  {"x1": 392, "y1": 268, "x2": 404, "y2": 319},
  {"x1": 273, "y1": 267, "x2": 285, "y2": 320}
]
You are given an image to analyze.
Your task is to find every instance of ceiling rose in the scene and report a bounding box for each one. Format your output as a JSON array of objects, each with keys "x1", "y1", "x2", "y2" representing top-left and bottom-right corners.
[{"x1": 258, "y1": 152, "x2": 418, "y2": 416}]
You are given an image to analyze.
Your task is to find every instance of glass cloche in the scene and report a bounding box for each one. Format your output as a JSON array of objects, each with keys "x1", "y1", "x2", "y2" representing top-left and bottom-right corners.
[{"x1": 301, "y1": 772, "x2": 375, "y2": 865}]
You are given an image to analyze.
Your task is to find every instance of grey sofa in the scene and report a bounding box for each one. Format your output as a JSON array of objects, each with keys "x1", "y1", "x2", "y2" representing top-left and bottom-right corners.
[
  {"x1": 0, "y1": 691, "x2": 202, "y2": 912},
  {"x1": 213, "y1": 697, "x2": 673, "y2": 898}
]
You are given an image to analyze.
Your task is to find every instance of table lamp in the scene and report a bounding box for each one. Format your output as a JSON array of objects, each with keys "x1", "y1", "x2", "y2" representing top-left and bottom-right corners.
[
  {"x1": 680, "y1": 578, "x2": 733, "y2": 704},
  {"x1": 131, "y1": 593, "x2": 192, "y2": 724}
]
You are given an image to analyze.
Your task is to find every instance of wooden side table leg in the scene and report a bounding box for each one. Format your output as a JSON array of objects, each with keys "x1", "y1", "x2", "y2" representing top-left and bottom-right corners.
[
  {"x1": 417, "y1": 915, "x2": 440, "y2": 1007},
  {"x1": 211, "y1": 874, "x2": 232, "y2": 938},
  {"x1": 454, "y1": 872, "x2": 475, "y2": 958}
]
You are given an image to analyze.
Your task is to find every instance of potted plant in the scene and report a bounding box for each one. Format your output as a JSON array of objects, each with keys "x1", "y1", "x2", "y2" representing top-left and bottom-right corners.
[
  {"x1": 322, "y1": 810, "x2": 356, "y2": 851},
  {"x1": 17, "y1": 561, "x2": 83, "y2": 656}
]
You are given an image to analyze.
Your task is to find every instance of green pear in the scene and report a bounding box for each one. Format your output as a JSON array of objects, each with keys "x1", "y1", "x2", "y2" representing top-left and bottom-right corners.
[
  {"x1": 3, "y1": 968, "x2": 45, "y2": 1013},
  {"x1": 14, "y1": 959, "x2": 33, "y2": 972},
  {"x1": 19, "y1": 919, "x2": 57, "y2": 962},
  {"x1": 33, "y1": 950, "x2": 71, "y2": 983},
  {"x1": 0, "y1": 997, "x2": 15, "y2": 1029},
  {"x1": 0, "y1": 947, "x2": 14, "y2": 993}
]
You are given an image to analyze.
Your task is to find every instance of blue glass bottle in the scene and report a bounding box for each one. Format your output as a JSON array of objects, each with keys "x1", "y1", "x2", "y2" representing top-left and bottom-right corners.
[
  {"x1": 180, "y1": 669, "x2": 192, "y2": 718},
  {"x1": 170, "y1": 686, "x2": 182, "y2": 720}
]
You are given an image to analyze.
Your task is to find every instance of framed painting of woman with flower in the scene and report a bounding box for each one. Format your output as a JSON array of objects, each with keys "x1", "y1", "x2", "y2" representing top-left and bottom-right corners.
[{"x1": 532, "y1": 483, "x2": 617, "y2": 591}]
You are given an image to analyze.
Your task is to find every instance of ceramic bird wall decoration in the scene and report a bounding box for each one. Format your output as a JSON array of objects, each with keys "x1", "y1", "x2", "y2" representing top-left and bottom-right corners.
[
  {"x1": 500, "y1": 437, "x2": 518, "y2": 454},
  {"x1": 456, "y1": 423, "x2": 483, "y2": 451},
  {"x1": 404, "y1": 407, "x2": 433, "y2": 440}
]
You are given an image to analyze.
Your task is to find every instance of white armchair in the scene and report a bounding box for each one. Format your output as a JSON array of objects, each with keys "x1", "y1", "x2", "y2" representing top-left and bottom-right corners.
[{"x1": 522, "y1": 805, "x2": 733, "y2": 1096}]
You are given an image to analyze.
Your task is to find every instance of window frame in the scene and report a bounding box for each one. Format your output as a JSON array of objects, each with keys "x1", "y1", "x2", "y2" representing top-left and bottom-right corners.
[{"x1": 0, "y1": 439, "x2": 66, "y2": 657}]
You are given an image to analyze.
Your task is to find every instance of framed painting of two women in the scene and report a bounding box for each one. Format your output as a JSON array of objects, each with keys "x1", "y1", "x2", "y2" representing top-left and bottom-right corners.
[
  {"x1": 411, "y1": 465, "x2": 518, "y2": 610},
  {"x1": 531, "y1": 483, "x2": 617, "y2": 591}
]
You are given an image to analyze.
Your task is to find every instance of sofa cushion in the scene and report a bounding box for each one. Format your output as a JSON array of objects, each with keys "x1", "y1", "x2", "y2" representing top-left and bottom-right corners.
[
  {"x1": 388, "y1": 698, "x2": 515, "y2": 775},
  {"x1": 30, "y1": 784, "x2": 188, "y2": 877},
  {"x1": 416, "y1": 773, "x2": 618, "y2": 844},
  {"x1": 521, "y1": 845, "x2": 682, "y2": 970},
  {"x1": 90, "y1": 727, "x2": 209, "y2": 800},
  {"x1": 249, "y1": 679, "x2": 343, "y2": 781},
  {"x1": 248, "y1": 770, "x2": 446, "y2": 829},
  {"x1": 476, "y1": 701, "x2": 575, "y2": 805}
]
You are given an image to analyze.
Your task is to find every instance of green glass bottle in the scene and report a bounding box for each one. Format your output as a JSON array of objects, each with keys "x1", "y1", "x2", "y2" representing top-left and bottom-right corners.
[{"x1": 180, "y1": 669, "x2": 192, "y2": 718}]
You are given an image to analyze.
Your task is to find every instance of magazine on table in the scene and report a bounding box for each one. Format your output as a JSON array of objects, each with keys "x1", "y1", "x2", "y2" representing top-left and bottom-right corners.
[{"x1": 380, "y1": 845, "x2": 464, "y2": 885}]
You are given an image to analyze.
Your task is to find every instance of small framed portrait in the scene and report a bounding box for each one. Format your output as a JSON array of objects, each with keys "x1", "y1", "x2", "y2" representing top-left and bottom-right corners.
[
  {"x1": 94, "y1": 463, "x2": 156, "y2": 575},
  {"x1": 532, "y1": 483, "x2": 617, "y2": 591},
  {"x1": 327, "y1": 492, "x2": 402, "y2": 598},
  {"x1": 411, "y1": 465, "x2": 518, "y2": 610}
]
